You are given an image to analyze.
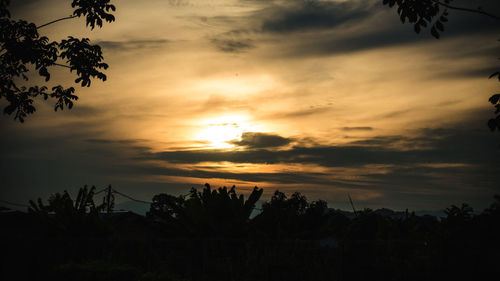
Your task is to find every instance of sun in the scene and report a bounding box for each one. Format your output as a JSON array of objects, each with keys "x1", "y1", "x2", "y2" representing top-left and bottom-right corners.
[
  {"x1": 196, "y1": 115, "x2": 255, "y2": 149},
  {"x1": 198, "y1": 123, "x2": 242, "y2": 149}
]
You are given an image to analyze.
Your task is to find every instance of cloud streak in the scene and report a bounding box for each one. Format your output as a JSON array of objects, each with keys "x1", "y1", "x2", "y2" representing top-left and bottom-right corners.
[
  {"x1": 231, "y1": 132, "x2": 292, "y2": 149},
  {"x1": 260, "y1": 0, "x2": 378, "y2": 33},
  {"x1": 96, "y1": 39, "x2": 170, "y2": 51}
]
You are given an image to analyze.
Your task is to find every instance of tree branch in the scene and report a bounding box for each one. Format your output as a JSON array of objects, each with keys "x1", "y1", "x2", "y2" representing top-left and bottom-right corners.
[
  {"x1": 434, "y1": 0, "x2": 500, "y2": 20},
  {"x1": 52, "y1": 63, "x2": 71, "y2": 69},
  {"x1": 37, "y1": 15, "x2": 77, "y2": 29}
]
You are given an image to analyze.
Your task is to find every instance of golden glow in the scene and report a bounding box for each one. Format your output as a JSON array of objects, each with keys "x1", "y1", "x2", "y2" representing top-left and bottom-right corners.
[
  {"x1": 191, "y1": 75, "x2": 277, "y2": 96},
  {"x1": 196, "y1": 115, "x2": 256, "y2": 149},
  {"x1": 197, "y1": 123, "x2": 242, "y2": 148}
]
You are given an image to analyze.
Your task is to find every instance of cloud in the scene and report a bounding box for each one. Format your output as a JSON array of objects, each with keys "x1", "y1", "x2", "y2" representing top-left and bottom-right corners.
[
  {"x1": 211, "y1": 0, "x2": 500, "y2": 59},
  {"x1": 231, "y1": 132, "x2": 292, "y2": 149},
  {"x1": 148, "y1": 124, "x2": 499, "y2": 169},
  {"x1": 440, "y1": 65, "x2": 500, "y2": 79},
  {"x1": 211, "y1": 38, "x2": 255, "y2": 53},
  {"x1": 9, "y1": 0, "x2": 42, "y2": 10},
  {"x1": 268, "y1": 106, "x2": 332, "y2": 119},
  {"x1": 151, "y1": 144, "x2": 407, "y2": 166},
  {"x1": 167, "y1": 0, "x2": 189, "y2": 7},
  {"x1": 342, "y1": 127, "x2": 373, "y2": 131},
  {"x1": 260, "y1": 0, "x2": 378, "y2": 33},
  {"x1": 1, "y1": 111, "x2": 498, "y2": 211},
  {"x1": 96, "y1": 39, "x2": 170, "y2": 51},
  {"x1": 85, "y1": 139, "x2": 142, "y2": 145}
]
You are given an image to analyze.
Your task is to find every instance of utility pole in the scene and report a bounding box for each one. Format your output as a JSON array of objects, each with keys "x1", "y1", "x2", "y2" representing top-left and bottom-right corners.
[
  {"x1": 106, "y1": 184, "x2": 113, "y2": 214},
  {"x1": 348, "y1": 194, "x2": 358, "y2": 217}
]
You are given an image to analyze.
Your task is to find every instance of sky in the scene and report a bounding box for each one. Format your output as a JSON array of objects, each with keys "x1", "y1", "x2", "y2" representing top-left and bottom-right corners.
[{"x1": 1, "y1": 0, "x2": 499, "y2": 212}]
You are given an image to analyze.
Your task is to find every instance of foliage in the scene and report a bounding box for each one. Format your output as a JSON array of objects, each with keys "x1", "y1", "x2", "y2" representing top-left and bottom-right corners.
[
  {"x1": 28, "y1": 185, "x2": 107, "y2": 236},
  {"x1": 487, "y1": 83, "x2": 500, "y2": 132},
  {"x1": 253, "y1": 191, "x2": 348, "y2": 239},
  {"x1": 483, "y1": 194, "x2": 500, "y2": 215},
  {"x1": 382, "y1": 0, "x2": 448, "y2": 39},
  {"x1": 149, "y1": 183, "x2": 263, "y2": 237},
  {"x1": 254, "y1": 190, "x2": 309, "y2": 238},
  {"x1": 71, "y1": 0, "x2": 116, "y2": 30},
  {"x1": 3, "y1": 185, "x2": 500, "y2": 281},
  {"x1": 28, "y1": 185, "x2": 103, "y2": 214},
  {"x1": 149, "y1": 193, "x2": 185, "y2": 222},
  {"x1": 0, "y1": 0, "x2": 115, "y2": 122}
]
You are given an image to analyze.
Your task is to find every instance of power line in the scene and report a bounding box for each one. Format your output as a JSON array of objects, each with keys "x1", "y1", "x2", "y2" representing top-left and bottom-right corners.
[
  {"x1": 0, "y1": 199, "x2": 29, "y2": 208},
  {"x1": 93, "y1": 188, "x2": 107, "y2": 195},
  {"x1": 112, "y1": 189, "x2": 152, "y2": 204},
  {"x1": 348, "y1": 194, "x2": 358, "y2": 217}
]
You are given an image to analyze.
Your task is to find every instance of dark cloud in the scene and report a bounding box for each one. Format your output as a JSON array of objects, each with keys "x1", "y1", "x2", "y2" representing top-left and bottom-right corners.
[
  {"x1": 62, "y1": 105, "x2": 103, "y2": 117},
  {"x1": 9, "y1": 0, "x2": 42, "y2": 10},
  {"x1": 347, "y1": 135, "x2": 431, "y2": 148},
  {"x1": 211, "y1": 38, "x2": 255, "y2": 53},
  {"x1": 261, "y1": 0, "x2": 378, "y2": 33},
  {"x1": 380, "y1": 109, "x2": 413, "y2": 119},
  {"x1": 294, "y1": 28, "x2": 418, "y2": 56},
  {"x1": 224, "y1": 0, "x2": 500, "y2": 59},
  {"x1": 96, "y1": 39, "x2": 170, "y2": 51},
  {"x1": 126, "y1": 163, "x2": 334, "y2": 186},
  {"x1": 151, "y1": 144, "x2": 405, "y2": 166},
  {"x1": 149, "y1": 124, "x2": 499, "y2": 169},
  {"x1": 342, "y1": 127, "x2": 373, "y2": 131},
  {"x1": 269, "y1": 106, "x2": 331, "y2": 119},
  {"x1": 85, "y1": 139, "x2": 142, "y2": 145},
  {"x1": 231, "y1": 132, "x2": 292, "y2": 149},
  {"x1": 440, "y1": 65, "x2": 500, "y2": 79}
]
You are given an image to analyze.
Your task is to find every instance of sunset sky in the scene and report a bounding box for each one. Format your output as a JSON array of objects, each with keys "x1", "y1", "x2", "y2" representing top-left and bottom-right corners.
[{"x1": 1, "y1": 0, "x2": 499, "y2": 212}]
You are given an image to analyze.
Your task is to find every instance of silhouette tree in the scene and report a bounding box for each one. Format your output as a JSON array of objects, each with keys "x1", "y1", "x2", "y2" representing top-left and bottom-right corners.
[
  {"x1": 149, "y1": 183, "x2": 263, "y2": 237},
  {"x1": 148, "y1": 192, "x2": 185, "y2": 225},
  {"x1": 254, "y1": 190, "x2": 308, "y2": 238},
  {"x1": 476, "y1": 195, "x2": 500, "y2": 240},
  {"x1": 253, "y1": 190, "x2": 343, "y2": 239},
  {"x1": 5, "y1": 185, "x2": 500, "y2": 281},
  {"x1": 28, "y1": 185, "x2": 107, "y2": 236},
  {"x1": 0, "y1": 0, "x2": 115, "y2": 122},
  {"x1": 483, "y1": 194, "x2": 500, "y2": 215},
  {"x1": 440, "y1": 203, "x2": 474, "y2": 240},
  {"x1": 382, "y1": 0, "x2": 500, "y2": 133}
]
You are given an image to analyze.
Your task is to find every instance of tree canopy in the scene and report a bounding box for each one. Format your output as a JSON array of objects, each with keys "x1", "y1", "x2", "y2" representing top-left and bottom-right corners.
[{"x1": 0, "y1": 0, "x2": 115, "y2": 122}]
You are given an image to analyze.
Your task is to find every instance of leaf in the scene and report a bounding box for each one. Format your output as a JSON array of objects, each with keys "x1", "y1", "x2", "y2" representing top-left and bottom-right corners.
[
  {"x1": 414, "y1": 24, "x2": 421, "y2": 34},
  {"x1": 489, "y1": 94, "x2": 500, "y2": 104},
  {"x1": 489, "y1": 72, "x2": 500, "y2": 81},
  {"x1": 436, "y1": 21, "x2": 444, "y2": 31},
  {"x1": 431, "y1": 26, "x2": 440, "y2": 39}
]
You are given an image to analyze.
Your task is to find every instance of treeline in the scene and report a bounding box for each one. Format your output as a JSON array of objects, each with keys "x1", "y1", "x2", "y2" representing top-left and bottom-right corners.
[{"x1": 1, "y1": 184, "x2": 500, "y2": 281}]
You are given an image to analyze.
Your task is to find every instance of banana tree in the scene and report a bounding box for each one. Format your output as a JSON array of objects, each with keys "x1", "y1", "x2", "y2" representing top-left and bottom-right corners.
[{"x1": 28, "y1": 185, "x2": 106, "y2": 236}]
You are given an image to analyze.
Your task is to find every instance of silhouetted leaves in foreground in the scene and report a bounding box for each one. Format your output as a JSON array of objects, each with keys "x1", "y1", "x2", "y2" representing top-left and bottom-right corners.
[{"x1": 0, "y1": 0, "x2": 114, "y2": 122}]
